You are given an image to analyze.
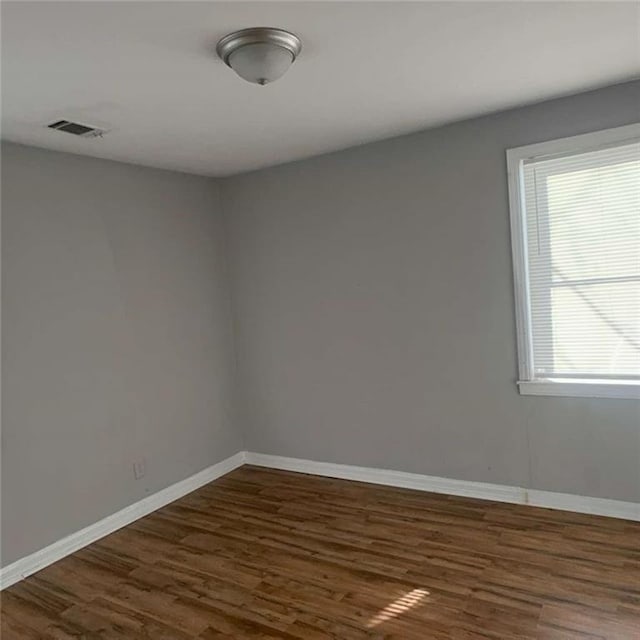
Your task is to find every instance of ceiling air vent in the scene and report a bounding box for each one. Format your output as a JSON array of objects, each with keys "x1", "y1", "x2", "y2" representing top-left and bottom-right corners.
[{"x1": 47, "y1": 119, "x2": 105, "y2": 138}]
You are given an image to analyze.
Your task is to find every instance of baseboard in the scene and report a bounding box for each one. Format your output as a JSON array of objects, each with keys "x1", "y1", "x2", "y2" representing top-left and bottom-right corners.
[
  {"x1": 526, "y1": 489, "x2": 640, "y2": 521},
  {"x1": 0, "y1": 451, "x2": 246, "y2": 590},
  {"x1": 245, "y1": 452, "x2": 640, "y2": 522},
  {"x1": 3, "y1": 450, "x2": 638, "y2": 590}
]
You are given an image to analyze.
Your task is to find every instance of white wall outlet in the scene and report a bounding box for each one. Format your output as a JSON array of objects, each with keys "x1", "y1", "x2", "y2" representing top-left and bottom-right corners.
[{"x1": 133, "y1": 459, "x2": 146, "y2": 480}]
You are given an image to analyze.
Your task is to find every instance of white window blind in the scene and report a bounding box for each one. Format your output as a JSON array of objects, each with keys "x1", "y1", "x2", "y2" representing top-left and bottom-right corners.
[{"x1": 507, "y1": 125, "x2": 640, "y2": 398}]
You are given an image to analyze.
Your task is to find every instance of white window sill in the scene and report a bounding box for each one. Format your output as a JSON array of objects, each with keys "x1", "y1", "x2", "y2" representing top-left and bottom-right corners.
[{"x1": 518, "y1": 379, "x2": 640, "y2": 399}]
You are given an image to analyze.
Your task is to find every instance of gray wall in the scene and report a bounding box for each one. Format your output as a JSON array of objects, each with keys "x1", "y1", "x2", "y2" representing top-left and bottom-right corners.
[
  {"x1": 2, "y1": 82, "x2": 639, "y2": 568},
  {"x1": 222, "y1": 81, "x2": 640, "y2": 503},
  {"x1": 1, "y1": 143, "x2": 241, "y2": 566}
]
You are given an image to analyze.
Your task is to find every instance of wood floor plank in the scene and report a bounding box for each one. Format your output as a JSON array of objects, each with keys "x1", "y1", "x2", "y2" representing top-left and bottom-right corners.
[{"x1": 2, "y1": 465, "x2": 639, "y2": 638}]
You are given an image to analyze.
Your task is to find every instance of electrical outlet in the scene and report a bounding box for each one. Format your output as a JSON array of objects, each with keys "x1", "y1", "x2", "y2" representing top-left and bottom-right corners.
[{"x1": 133, "y1": 459, "x2": 146, "y2": 480}]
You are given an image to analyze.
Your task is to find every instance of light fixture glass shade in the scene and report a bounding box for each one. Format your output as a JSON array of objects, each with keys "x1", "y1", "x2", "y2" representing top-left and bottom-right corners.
[
  {"x1": 227, "y1": 42, "x2": 294, "y2": 85},
  {"x1": 216, "y1": 28, "x2": 301, "y2": 85}
]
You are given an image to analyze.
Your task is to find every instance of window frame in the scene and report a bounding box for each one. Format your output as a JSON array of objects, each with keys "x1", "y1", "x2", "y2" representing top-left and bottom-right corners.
[{"x1": 506, "y1": 123, "x2": 640, "y2": 400}]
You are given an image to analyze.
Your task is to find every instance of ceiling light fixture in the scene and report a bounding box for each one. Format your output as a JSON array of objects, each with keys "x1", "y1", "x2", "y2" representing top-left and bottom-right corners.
[{"x1": 216, "y1": 27, "x2": 301, "y2": 86}]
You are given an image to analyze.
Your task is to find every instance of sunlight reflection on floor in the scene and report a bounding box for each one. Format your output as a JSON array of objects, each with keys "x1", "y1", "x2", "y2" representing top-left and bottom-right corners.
[{"x1": 367, "y1": 588, "x2": 430, "y2": 628}]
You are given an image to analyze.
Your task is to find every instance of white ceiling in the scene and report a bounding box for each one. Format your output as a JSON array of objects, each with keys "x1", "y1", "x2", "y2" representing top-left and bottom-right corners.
[{"x1": 2, "y1": 1, "x2": 639, "y2": 177}]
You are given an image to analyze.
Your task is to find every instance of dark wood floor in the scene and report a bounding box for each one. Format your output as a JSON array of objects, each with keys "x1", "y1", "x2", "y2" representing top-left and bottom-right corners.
[{"x1": 2, "y1": 466, "x2": 639, "y2": 639}]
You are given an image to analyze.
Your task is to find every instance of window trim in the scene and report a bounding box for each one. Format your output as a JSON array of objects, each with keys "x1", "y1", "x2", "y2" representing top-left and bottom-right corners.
[{"x1": 506, "y1": 123, "x2": 640, "y2": 400}]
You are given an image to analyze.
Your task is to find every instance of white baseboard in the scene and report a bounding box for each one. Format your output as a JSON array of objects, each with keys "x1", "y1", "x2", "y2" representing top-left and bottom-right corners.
[
  {"x1": 0, "y1": 451, "x2": 246, "y2": 590},
  {"x1": 244, "y1": 452, "x2": 640, "y2": 522},
  {"x1": 526, "y1": 489, "x2": 640, "y2": 521},
  {"x1": 3, "y1": 449, "x2": 638, "y2": 591}
]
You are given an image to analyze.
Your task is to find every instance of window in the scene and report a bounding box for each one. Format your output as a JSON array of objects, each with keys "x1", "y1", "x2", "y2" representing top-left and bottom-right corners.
[{"x1": 507, "y1": 124, "x2": 640, "y2": 399}]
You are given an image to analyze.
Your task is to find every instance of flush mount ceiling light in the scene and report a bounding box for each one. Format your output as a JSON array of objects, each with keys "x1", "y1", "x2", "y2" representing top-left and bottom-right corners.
[{"x1": 216, "y1": 27, "x2": 301, "y2": 85}]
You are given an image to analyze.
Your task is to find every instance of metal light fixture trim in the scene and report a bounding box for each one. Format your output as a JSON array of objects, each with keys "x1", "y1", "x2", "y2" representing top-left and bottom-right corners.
[{"x1": 216, "y1": 27, "x2": 302, "y2": 85}]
